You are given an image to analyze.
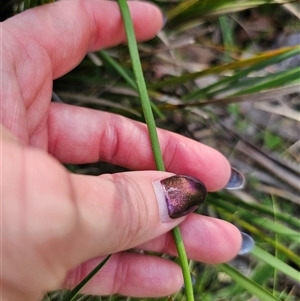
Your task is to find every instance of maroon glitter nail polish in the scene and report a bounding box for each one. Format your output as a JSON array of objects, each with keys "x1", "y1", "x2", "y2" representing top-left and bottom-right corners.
[{"x1": 160, "y1": 175, "x2": 207, "y2": 219}]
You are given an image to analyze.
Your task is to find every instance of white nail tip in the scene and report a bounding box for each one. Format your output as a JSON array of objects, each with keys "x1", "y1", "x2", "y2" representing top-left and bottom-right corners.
[
  {"x1": 153, "y1": 179, "x2": 172, "y2": 223},
  {"x1": 225, "y1": 167, "x2": 246, "y2": 190},
  {"x1": 238, "y1": 232, "x2": 255, "y2": 255}
]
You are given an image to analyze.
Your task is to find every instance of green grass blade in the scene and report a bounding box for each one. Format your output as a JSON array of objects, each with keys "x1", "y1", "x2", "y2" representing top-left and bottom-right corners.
[
  {"x1": 98, "y1": 51, "x2": 165, "y2": 119},
  {"x1": 252, "y1": 246, "x2": 300, "y2": 282},
  {"x1": 210, "y1": 194, "x2": 300, "y2": 229},
  {"x1": 24, "y1": 0, "x2": 31, "y2": 10},
  {"x1": 238, "y1": 215, "x2": 299, "y2": 240},
  {"x1": 99, "y1": 50, "x2": 136, "y2": 90},
  {"x1": 218, "y1": 263, "x2": 281, "y2": 301},
  {"x1": 117, "y1": 0, "x2": 164, "y2": 171},
  {"x1": 167, "y1": 0, "x2": 292, "y2": 23},
  {"x1": 31, "y1": 0, "x2": 40, "y2": 7},
  {"x1": 203, "y1": 66, "x2": 300, "y2": 100},
  {"x1": 117, "y1": 1, "x2": 194, "y2": 300},
  {"x1": 62, "y1": 255, "x2": 111, "y2": 301},
  {"x1": 231, "y1": 66, "x2": 300, "y2": 96},
  {"x1": 210, "y1": 198, "x2": 299, "y2": 241},
  {"x1": 172, "y1": 226, "x2": 195, "y2": 298},
  {"x1": 148, "y1": 46, "x2": 299, "y2": 90},
  {"x1": 177, "y1": 84, "x2": 300, "y2": 107},
  {"x1": 219, "y1": 15, "x2": 235, "y2": 62},
  {"x1": 184, "y1": 48, "x2": 300, "y2": 100},
  {"x1": 215, "y1": 208, "x2": 300, "y2": 265}
]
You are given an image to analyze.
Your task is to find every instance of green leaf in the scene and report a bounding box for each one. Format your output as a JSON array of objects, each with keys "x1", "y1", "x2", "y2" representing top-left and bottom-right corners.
[
  {"x1": 218, "y1": 263, "x2": 281, "y2": 301},
  {"x1": 184, "y1": 48, "x2": 300, "y2": 101},
  {"x1": 167, "y1": 0, "x2": 293, "y2": 24},
  {"x1": 252, "y1": 246, "x2": 300, "y2": 282},
  {"x1": 62, "y1": 255, "x2": 111, "y2": 301}
]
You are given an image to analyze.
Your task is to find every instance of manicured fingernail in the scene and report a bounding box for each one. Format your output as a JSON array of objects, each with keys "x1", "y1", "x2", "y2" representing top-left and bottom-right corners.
[
  {"x1": 238, "y1": 232, "x2": 254, "y2": 255},
  {"x1": 191, "y1": 273, "x2": 196, "y2": 285},
  {"x1": 182, "y1": 273, "x2": 196, "y2": 288},
  {"x1": 224, "y1": 167, "x2": 246, "y2": 190},
  {"x1": 153, "y1": 175, "x2": 207, "y2": 222},
  {"x1": 162, "y1": 14, "x2": 168, "y2": 27}
]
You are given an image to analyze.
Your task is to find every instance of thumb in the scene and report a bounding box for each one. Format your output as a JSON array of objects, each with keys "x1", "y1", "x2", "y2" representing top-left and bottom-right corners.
[{"x1": 70, "y1": 170, "x2": 207, "y2": 260}]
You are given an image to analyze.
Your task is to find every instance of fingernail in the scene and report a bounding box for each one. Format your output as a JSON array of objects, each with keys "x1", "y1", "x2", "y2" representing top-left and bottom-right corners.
[
  {"x1": 162, "y1": 14, "x2": 168, "y2": 27},
  {"x1": 238, "y1": 232, "x2": 255, "y2": 255},
  {"x1": 182, "y1": 273, "x2": 196, "y2": 288},
  {"x1": 153, "y1": 175, "x2": 207, "y2": 222},
  {"x1": 224, "y1": 167, "x2": 246, "y2": 190}
]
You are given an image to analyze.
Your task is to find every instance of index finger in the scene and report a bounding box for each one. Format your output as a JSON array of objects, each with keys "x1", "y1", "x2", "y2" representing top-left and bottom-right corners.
[
  {"x1": 49, "y1": 103, "x2": 231, "y2": 191},
  {"x1": 4, "y1": 0, "x2": 164, "y2": 79}
]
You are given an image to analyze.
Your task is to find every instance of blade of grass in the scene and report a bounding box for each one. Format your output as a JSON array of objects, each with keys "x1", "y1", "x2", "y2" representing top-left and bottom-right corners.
[
  {"x1": 62, "y1": 255, "x2": 111, "y2": 301},
  {"x1": 117, "y1": 0, "x2": 194, "y2": 300},
  {"x1": 214, "y1": 207, "x2": 300, "y2": 265},
  {"x1": 167, "y1": 0, "x2": 292, "y2": 22},
  {"x1": 148, "y1": 46, "x2": 299, "y2": 90},
  {"x1": 184, "y1": 48, "x2": 300, "y2": 100},
  {"x1": 117, "y1": 0, "x2": 164, "y2": 170},
  {"x1": 231, "y1": 66, "x2": 300, "y2": 96},
  {"x1": 211, "y1": 192, "x2": 300, "y2": 229},
  {"x1": 219, "y1": 15, "x2": 235, "y2": 62},
  {"x1": 198, "y1": 66, "x2": 300, "y2": 100},
  {"x1": 218, "y1": 263, "x2": 281, "y2": 301},
  {"x1": 98, "y1": 51, "x2": 136, "y2": 90},
  {"x1": 31, "y1": 0, "x2": 40, "y2": 6},
  {"x1": 98, "y1": 50, "x2": 165, "y2": 119},
  {"x1": 208, "y1": 197, "x2": 299, "y2": 241},
  {"x1": 24, "y1": 0, "x2": 31, "y2": 10},
  {"x1": 252, "y1": 246, "x2": 300, "y2": 282},
  {"x1": 57, "y1": 92, "x2": 142, "y2": 117},
  {"x1": 160, "y1": 84, "x2": 300, "y2": 109},
  {"x1": 209, "y1": 197, "x2": 300, "y2": 240},
  {"x1": 228, "y1": 262, "x2": 276, "y2": 296}
]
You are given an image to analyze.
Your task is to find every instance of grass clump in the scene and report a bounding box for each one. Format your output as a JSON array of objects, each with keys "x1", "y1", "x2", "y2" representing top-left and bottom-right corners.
[{"x1": 4, "y1": 0, "x2": 299, "y2": 300}]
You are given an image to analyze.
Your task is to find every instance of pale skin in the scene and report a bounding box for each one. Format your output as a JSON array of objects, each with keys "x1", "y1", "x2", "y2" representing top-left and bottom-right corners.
[{"x1": 0, "y1": 0, "x2": 242, "y2": 300}]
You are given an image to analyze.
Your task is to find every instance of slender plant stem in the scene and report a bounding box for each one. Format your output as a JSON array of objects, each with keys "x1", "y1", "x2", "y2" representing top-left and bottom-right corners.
[
  {"x1": 99, "y1": 51, "x2": 137, "y2": 90},
  {"x1": 62, "y1": 255, "x2": 111, "y2": 301},
  {"x1": 172, "y1": 227, "x2": 194, "y2": 300},
  {"x1": 98, "y1": 51, "x2": 165, "y2": 119},
  {"x1": 117, "y1": 0, "x2": 194, "y2": 300},
  {"x1": 117, "y1": 0, "x2": 165, "y2": 170}
]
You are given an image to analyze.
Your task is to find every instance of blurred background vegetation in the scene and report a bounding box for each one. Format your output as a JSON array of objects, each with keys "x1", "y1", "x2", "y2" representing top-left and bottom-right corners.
[{"x1": 2, "y1": 0, "x2": 299, "y2": 300}]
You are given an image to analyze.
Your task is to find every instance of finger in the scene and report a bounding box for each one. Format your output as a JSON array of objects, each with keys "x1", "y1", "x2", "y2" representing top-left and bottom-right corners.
[
  {"x1": 2, "y1": 133, "x2": 188, "y2": 298},
  {"x1": 49, "y1": 103, "x2": 231, "y2": 191},
  {"x1": 64, "y1": 217, "x2": 241, "y2": 297},
  {"x1": 68, "y1": 171, "x2": 190, "y2": 260},
  {"x1": 138, "y1": 214, "x2": 242, "y2": 264},
  {"x1": 65, "y1": 253, "x2": 183, "y2": 297},
  {"x1": 4, "y1": 0, "x2": 164, "y2": 79}
]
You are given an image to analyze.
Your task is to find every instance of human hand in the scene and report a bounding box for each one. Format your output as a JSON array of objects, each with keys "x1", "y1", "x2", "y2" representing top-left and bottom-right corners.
[{"x1": 1, "y1": 1, "x2": 244, "y2": 300}]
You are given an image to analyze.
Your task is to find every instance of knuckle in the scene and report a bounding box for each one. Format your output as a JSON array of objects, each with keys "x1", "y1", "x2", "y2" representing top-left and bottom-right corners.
[{"x1": 108, "y1": 173, "x2": 150, "y2": 250}]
